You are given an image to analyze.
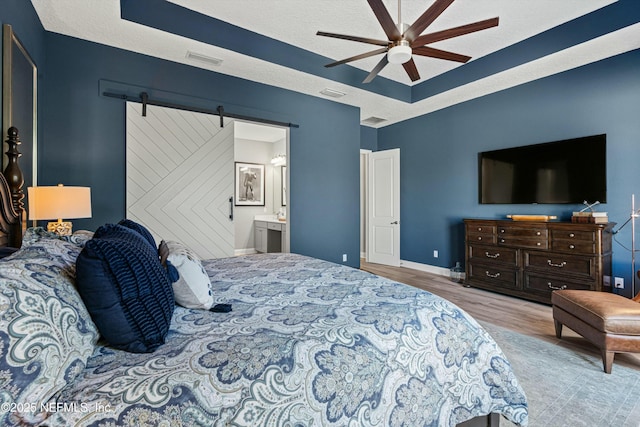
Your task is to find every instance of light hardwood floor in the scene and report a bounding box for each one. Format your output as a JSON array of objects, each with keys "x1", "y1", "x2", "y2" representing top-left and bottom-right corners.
[{"x1": 360, "y1": 259, "x2": 640, "y2": 372}]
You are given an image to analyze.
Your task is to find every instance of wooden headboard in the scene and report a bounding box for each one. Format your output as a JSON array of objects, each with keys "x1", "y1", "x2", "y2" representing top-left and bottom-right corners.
[{"x1": 1, "y1": 126, "x2": 25, "y2": 248}]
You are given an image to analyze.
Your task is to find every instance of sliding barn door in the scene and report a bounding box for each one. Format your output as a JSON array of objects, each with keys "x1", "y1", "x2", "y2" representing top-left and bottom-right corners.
[{"x1": 126, "y1": 102, "x2": 235, "y2": 259}]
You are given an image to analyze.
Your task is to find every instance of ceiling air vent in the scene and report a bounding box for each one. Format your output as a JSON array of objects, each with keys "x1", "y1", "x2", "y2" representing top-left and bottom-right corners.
[
  {"x1": 186, "y1": 51, "x2": 223, "y2": 66},
  {"x1": 361, "y1": 116, "x2": 387, "y2": 126},
  {"x1": 319, "y1": 88, "x2": 346, "y2": 98}
]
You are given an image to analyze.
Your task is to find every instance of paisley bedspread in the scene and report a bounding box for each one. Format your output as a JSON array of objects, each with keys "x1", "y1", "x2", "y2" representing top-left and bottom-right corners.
[{"x1": 47, "y1": 253, "x2": 528, "y2": 426}]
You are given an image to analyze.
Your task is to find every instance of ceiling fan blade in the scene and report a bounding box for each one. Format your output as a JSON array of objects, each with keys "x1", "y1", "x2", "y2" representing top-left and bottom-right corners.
[
  {"x1": 404, "y1": 0, "x2": 456, "y2": 42},
  {"x1": 363, "y1": 55, "x2": 389, "y2": 83},
  {"x1": 367, "y1": 0, "x2": 401, "y2": 41},
  {"x1": 413, "y1": 46, "x2": 471, "y2": 63},
  {"x1": 402, "y1": 59, "x2": 420, "y2": 82},
  {"x1": 411, "y1": 17, "x2": 499, "y2": 47},
  {"x1": 316, "y1": 31, "x2": 389, "y2": 47},
  {"x1": 324, "y1": 47, "x2": 388, "y2": 67}
]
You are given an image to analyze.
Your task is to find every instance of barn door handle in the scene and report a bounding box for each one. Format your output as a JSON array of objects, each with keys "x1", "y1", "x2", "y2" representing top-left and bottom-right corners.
[
  {"x1": 229, "y1": 196, "x2": 234, "y2": 220},
  {"x1": 390, "y1": 221, "x2": 398, "y2": 224}
]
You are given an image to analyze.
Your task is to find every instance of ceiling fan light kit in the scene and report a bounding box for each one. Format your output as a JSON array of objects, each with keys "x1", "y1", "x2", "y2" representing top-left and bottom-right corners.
[
  {"x1": 387, "y1": 40, "x2": 412, "y2": 64},
  {"x1": 317, "y1": 0, "x2": 499, "y2": 83}
]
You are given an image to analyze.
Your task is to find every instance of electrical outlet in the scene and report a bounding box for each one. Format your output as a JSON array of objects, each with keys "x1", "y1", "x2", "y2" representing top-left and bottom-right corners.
[
  {"x1": 614, "y1": 277, "x2": 624, "y2": 289},
  {"x1": 342, "y1": 254, "x2": 347, "y2": 262},
  {"x1": 603, "y1": 275, "x2": 611, "y2": 287},
  {"x1": 433, "y1": 250, "x2": 439, "y2": 258}
]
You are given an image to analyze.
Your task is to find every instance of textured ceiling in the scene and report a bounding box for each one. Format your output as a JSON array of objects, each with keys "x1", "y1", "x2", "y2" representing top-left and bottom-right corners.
[{"x1": 31, "y1": 0, "x2": 639, "y2": 127}]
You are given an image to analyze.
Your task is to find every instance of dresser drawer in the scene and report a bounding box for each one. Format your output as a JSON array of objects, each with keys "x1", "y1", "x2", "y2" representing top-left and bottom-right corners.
[
  {"x1": 497, "y1": 226, "x2": 548, "y2": 249},
  {"x1": 550, "y1": 240, "x2": 596, "y2": 254},
  {"x1": 468, "y1": 244, "x2": 518, "y2": 267},
  {"x1": 468, "y1": 223, "x2": 496, "y2": 235},
  {"x1": 524, "y1": 251, "x2": 595, "y2": 279},
  {"x1": 523, "y1": 273, "x2": 592, "y2": 299},
  {"x1": 498, "y1": 236, "x2": 548, "y2": 249},
  {"x1": 267, "y1": 222, "x2": 283, "y2": 231},
  {"x1": 467, "y1": 263, "x2": 518, "y2": 290},
  {"x1": 550, "y1": 229, "x2": 596, "y2": 242},
  {"x1": 467, "y1": 223, "x2": 496, "y2": 244}
]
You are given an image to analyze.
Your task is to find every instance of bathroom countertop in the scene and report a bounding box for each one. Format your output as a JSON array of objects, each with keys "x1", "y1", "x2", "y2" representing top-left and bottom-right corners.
[{"x1": 254, "y1": 215, "x2": 286, "y2": 224}]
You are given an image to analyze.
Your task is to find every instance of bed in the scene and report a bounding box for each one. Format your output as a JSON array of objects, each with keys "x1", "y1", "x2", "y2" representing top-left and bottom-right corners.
[{"x1": 0, "y1": 127, "x2": 528, "y2": 426}]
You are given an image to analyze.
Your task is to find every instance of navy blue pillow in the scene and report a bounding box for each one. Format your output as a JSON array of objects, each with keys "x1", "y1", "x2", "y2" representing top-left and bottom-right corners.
[
  {"x1": 76, "y1": 224, "x2": 174, "y2": 353},
  {"x1": 118, "y1": 218, "x2": 156, "y2": 250}
]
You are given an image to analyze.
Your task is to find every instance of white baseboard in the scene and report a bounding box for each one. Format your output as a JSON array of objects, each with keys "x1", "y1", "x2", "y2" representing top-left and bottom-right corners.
[
  {"x1": 399, "y1": 259, "x2": 459, "y2": 279},
  {"x1": 235, "y1": 248, "x2": 257, "y2": 256}
]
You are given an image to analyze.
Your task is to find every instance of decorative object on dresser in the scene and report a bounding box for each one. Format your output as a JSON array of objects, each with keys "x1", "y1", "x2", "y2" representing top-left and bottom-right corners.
[
  {"x1": 572, "y1": 200, "x2": 608, "y2": 223},
  {"x1": 27, "y1": 184, "x2": 92, "y2": 235},
  {"x1": 464, "y1": 219, "x2": 614, "y2": 304},
  {"x1": 507, "y1": 214, "x2": 557, "y2": 221}
]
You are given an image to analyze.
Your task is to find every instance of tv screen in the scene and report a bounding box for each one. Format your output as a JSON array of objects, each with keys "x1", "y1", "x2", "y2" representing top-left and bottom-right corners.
[{"x1": 479, "y1": 134, "x2": 606, "y2": 204}]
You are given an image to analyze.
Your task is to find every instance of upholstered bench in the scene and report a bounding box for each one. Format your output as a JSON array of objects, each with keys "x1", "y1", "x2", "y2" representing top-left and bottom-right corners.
[{"x1": 552, "y1": 289, "x2": 640, "y2": 373}]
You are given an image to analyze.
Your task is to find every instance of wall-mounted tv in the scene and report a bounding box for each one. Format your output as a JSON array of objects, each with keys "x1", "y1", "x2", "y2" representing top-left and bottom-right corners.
[{"x1": 479, "y1": 134, "x2": 606, "y2": 204}]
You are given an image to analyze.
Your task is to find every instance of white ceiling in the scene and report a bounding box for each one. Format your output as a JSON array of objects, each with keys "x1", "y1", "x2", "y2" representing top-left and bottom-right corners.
[
  {"x1": 234, "y1": 121, "x2": 287, "y2": 143},
  {"x1": 31, "y1": 0, "x2": 638, "y2": 127}
]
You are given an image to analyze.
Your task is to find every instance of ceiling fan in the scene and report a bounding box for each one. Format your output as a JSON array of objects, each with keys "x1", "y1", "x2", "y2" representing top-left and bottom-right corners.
[{"x1": 317, "y1": 0, "x2": 499, "y2": 83}]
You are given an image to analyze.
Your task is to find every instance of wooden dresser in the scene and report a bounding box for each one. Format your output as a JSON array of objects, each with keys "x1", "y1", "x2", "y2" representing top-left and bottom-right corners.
[{"x1": 464, "y1": 219, "x2": 614, "y2": 304}]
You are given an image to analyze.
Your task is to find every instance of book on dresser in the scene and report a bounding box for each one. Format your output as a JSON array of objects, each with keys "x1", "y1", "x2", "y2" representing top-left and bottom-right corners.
[
  {"x1": 464, "y1": 219, "x2": 614, "y2": 304},
  {"x1": 571, "y1": 211, "x2": 608, "y2": 224}
]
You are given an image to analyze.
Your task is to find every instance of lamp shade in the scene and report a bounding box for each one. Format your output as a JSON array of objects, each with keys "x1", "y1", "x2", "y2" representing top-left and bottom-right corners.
[{"x1": 28, "y1": 185, "x2": 92, "y2": 220}]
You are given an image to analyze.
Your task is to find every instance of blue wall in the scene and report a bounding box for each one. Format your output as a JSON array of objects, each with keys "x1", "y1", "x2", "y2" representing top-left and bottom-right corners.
[
  {"x1": 377, "y1": 49, "x2": 640, "y2": 296},
  {"x1": 39, "y1": 33, "x2": 361, "y2": 267},
  {"x1": 360, "y1": 126, "x2": 378, "y2": 151}
]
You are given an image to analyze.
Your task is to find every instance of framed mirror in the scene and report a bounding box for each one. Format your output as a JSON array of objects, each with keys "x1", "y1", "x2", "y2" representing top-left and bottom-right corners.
[{"x1": 2, "y1": 24, "x2": 37, "y2": 189}]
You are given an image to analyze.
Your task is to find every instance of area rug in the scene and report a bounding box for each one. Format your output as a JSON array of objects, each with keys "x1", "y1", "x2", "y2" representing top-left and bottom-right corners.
[{"x1": 479, "y1": 321, "x2": 640, "y2": 427}]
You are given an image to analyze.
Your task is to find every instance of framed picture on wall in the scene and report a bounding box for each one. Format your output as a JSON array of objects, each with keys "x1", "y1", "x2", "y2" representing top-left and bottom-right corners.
[
  {"x1": 235, "y1": 162, "x2": 265, "y2": 206},
  {"x1": 281, "y1": 166, "x2": 286, "y2": 206}
]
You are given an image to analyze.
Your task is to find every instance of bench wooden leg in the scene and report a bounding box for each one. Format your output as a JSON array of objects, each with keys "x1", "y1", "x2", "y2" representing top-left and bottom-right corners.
[
  {"x1": 602, "y1": 350, "x2": 614, "y2": 374},
  {"x1": 554, "y1": 319, "x2": 563, "y2": 338}
]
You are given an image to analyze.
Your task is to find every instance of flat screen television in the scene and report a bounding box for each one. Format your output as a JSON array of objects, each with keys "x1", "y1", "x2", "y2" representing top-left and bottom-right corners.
[{"x1": 479, "y1": 134, "x2": 606, "y2": 204}]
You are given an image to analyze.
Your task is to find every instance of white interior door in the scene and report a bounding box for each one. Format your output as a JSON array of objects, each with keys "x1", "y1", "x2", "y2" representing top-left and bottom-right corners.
[
  {"x1": 126, "y1": 102, "x2": 235, "y2": 259},
  {"x1": 367, "y1": 148, "x2": 400, "y2": 266}
]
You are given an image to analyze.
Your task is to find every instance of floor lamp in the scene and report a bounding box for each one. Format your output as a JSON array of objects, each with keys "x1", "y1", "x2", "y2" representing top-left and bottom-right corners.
[{"x1": 613, "y1": 194, "x2": 639, "y2": 298}]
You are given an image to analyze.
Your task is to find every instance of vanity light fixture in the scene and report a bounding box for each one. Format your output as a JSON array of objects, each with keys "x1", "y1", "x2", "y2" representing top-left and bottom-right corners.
[{"x1": 271, "y1": 154, "x2": 286, "y2": 166}]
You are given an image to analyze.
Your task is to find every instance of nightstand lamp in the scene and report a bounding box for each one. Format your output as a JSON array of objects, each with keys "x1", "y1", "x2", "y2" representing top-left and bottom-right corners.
[{"x1": 28, "y1": 184, "x2": 92, "y2": 236}]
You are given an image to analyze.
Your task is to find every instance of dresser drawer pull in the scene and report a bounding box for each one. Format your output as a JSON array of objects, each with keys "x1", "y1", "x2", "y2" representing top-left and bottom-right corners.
[
  {"x1": 547, "y1": 282, "x2": 568, "y2": 291},
  {"x1": 477, "y1": 227, "x2": 483, "y2": 231},
  {"x1": 500, "y1": 239, "x2": 505, "y2": 243},
  {"x1": 477, "y1": 236, "x2": 483, "y2": 241},
  {"x1": 536, "y1": 231, "x2": 541, "y2": 236},
  {"x1": 484, "y1": 252, "x2": 500, "y2": 259},
  {"x1": 500, "y1": 229, "x2": 505, "y2": 233},
  {"x1": 547, "y1": 260, "x2": 567, "y2": 268},
  {"x1": 485, "y1": 271, "x2": 501, "y2": 278},
  {"x1": 569, "y1": 233, "x2": 575, "y2": 238},
  {"x1": 536, "y1": 242, "x2": 541, "y2": 246},
  {"x1": 569, "y1": 244, "x2": 575, "y2": 249}
]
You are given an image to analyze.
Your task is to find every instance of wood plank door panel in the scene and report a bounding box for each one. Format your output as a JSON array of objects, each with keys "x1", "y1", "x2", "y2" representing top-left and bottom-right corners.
[{"x1": 126, "y1": 102, "x2": 234, "y2": 259}]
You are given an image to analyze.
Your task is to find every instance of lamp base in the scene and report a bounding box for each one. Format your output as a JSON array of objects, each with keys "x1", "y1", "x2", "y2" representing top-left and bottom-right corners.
[{"x1": 47, "y1": 221, "x2": 72, "y2": 236}]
